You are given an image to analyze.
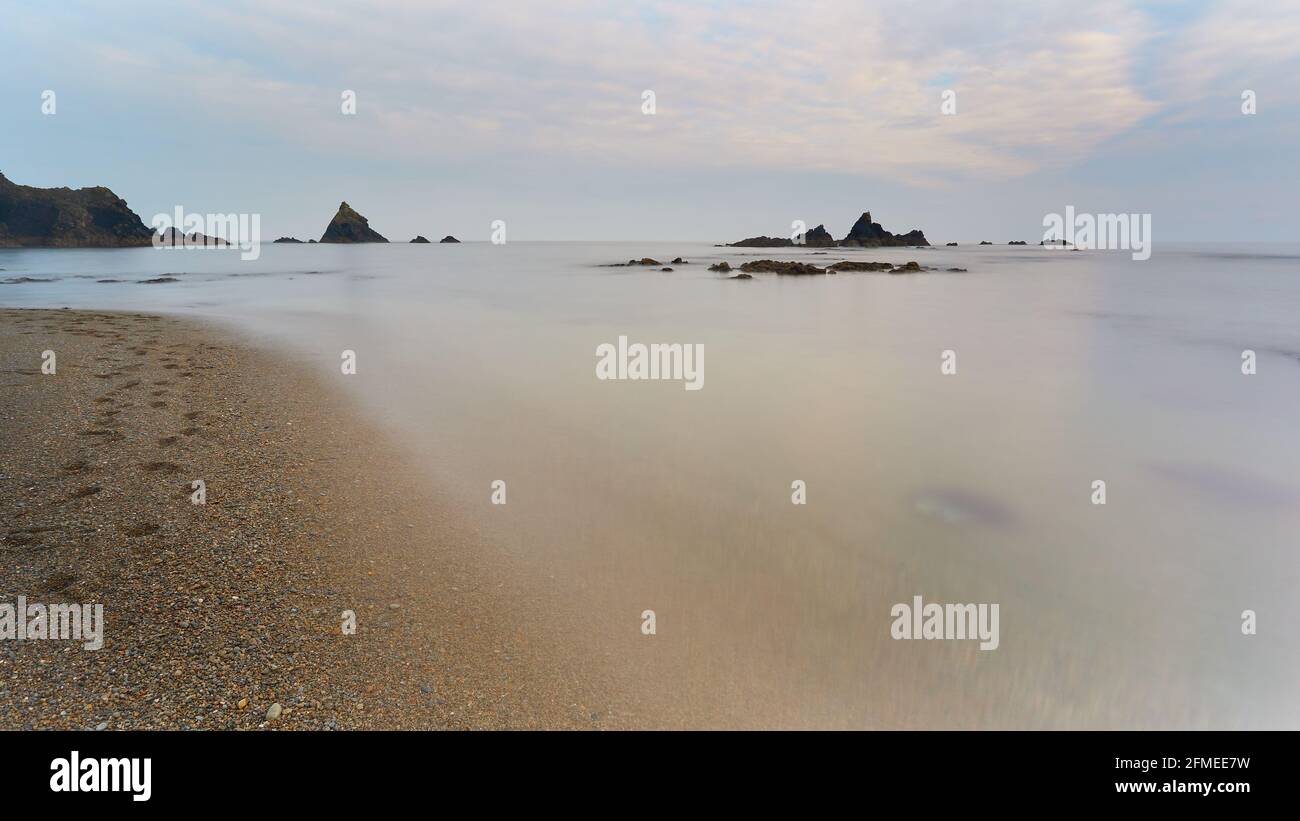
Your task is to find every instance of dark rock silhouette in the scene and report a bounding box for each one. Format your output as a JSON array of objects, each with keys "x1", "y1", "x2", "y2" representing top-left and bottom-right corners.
[
  {"x1": 946, "y1": 242, "x2": 958, "y2": 246},
  {"x1": 439, "y1": 235, "x2": 460, "y2": 243},
  {"x1": 840, "y1": 212, "x2": 928, "y2": 247},
  {"x1": 729, "y1": 211, "x2": 927, "y2": 248},
  {"x1": 709, "y1": 262, "x2": 732, "y2": 272},
  {"x1": 156, "y1": 227, "x2": 229, "y2": 247},
  {"x1": 410, "y1": 235, "x2": 430, "y2": 243},
  {"x1": 804, "y1": 224, "x2": 835, "y2": 246},
  {"x1": 319, "y1": 202, "x2": 388, "y2": 243},
  {"x1": 273, "y1": 237, "x2": 304, "y2": 243},
  {"x1": 979, "y1": 241, "x2": 993, "y2": 245},
  {"x1": 728, "y1": 235, "x2": 795, "y2": 247},
  {"x1": 0, "y1": 171, "x2": 153, "y2": 247}
]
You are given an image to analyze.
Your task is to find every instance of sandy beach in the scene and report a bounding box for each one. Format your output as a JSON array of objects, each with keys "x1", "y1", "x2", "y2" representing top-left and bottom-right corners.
[{"x1": 0, "y1": 308, "x2": 631, "y2": 730}]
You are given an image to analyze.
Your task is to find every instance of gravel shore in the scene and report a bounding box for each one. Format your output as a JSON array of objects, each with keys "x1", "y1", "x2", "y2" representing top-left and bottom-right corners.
[{"x1": 0, "y1": 308, "x2": 623, "y2": 730}]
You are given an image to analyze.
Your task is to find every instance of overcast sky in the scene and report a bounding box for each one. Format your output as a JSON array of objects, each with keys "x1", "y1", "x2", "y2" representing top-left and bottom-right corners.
[{"x1": 3, "y1": 0, "x2": 1297, "y2": 241}]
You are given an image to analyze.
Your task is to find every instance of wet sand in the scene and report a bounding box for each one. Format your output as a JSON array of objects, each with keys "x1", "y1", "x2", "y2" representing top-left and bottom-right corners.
[{"x1": 0, "y1": 308, "x2": 629, "y2": 729}]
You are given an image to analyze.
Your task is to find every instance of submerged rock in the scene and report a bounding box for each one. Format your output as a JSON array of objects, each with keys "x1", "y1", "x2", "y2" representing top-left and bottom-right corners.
[
  {"x1": 889, "y1": 261, "x2": 923, "y2": 274},
  {"x1": 729, "y1": 273, "x2": 753, "y2": 280},
  {"x1": 319, "y1": 201, "x2": 388, "y2": 243},
  {"x1": 708, "y1": 262, "x2": 732, "y2": 272},
  {"x1": 827, "y1": 260, "x2": 893, "y2": 272},
  {"x1": 946, "y1": 242, "x2": 958, "y2": 246},
  {"x1": 739, "y1": 259, "x2": 826, "y2": 275}
]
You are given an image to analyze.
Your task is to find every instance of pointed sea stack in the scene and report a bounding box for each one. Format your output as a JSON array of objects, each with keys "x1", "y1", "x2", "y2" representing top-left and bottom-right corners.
[
  {"x1": 319, "y1": 202, "x2": 388, "y2": 243},
  {"x1": 839, "y1": 212, "x2": 928, "y2": 247},
  {"x1": 0, "y1": 171, "x2": 153, "y2": 247},
  {"x1": 803, "y1": 224, "x2": 835, "y2": 247}
]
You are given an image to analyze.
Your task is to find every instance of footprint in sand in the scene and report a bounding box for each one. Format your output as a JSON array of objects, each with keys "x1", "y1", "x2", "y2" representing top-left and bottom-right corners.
[
  {"x1": 141, "y1": 461, "x2": 182, "y2": 474},
  {"x1": 69, "y1": 485, "x2": 102, "y2": 499},
  {"x1": 121, "y1": 522, "x2": 159, "y2": 538},
  {"x1": 149, "y1": 401, "x2": 167, "y2": 408},
  {"x1": 60, "y1": 460, "x2": 90, "y2": 473},
  {"x1": 179, "y1": 427, "x2": 201, "y2": 437},
  {"x1": 158, "y1": 435, "x2": 180, "y2": 446}
]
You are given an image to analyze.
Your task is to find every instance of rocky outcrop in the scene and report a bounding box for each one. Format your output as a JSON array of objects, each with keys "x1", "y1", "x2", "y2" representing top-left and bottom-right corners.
[
  {"x1": 804, "y1": 224, "x2": 835, "y2": 246},
  {"x1": 0, "y1": 171, "x2": 153, "y2": 247},
  {"x1": 709, "y1": 262, "x2": 732, "y2": 272},
  {"x1": 273, "y1": 237, "x2": 304, "y2": 243},
  {"x1": 729, "y1": 211, "x2": 928, "y2": 248},
  {"x1": 439, "y1": 235, "x2": 460, "y2": 243},
  {"x1": 946, "y1": 242, "x2": 958, "y2": 246},
  {"x1": 157, "y1": 227, "x2": 229, "y2": 247},
  {"x1": 319, "y1": 202, "x2": 388, "y2": 243},
  {"x1": 728, "y1": 235, "x2": 795, "y2": 247},
  {"x1": 410, "y1": 235, "x2": 430, "y2": 243},
  {"x1": 840, "y1": 212, "x2": 928, "y2": 247}
]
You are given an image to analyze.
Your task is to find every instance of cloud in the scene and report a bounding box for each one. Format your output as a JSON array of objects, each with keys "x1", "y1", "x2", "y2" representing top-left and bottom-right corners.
[{"x1": 10, "y1": 0, "x2": 1167, "y2": 183}]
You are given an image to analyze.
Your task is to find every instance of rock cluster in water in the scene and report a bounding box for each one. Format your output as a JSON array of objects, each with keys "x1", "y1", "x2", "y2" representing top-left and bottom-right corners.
[{"x1": 729, "y1": 211, "x2": 928, "y2": 248}]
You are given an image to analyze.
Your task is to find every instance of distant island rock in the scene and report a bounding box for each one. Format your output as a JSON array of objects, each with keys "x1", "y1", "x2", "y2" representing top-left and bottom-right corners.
[
  {"x1": 439, "y1": 235, "x2": 460, "y2": 243},
  {"x1": 274, "y1": 237, "x2": 304, "y2": 243},
  {"x1": 728, "y1": 211, "x2": 927, "y2": 248},
  {"x1": 0, "y1": 171, "x2": 153, "y2": 247},
  {"x1": 157, "y1": 227, "x2": 229, "y2": 247},
  {"x1": 410, "y1": 235, "x2": 430, "y2": 243},
  {"x1": 319, "y1": 201, "x2": 388, "y2": 243},
  {"x1": 839, "y1": 212, "x2": 928, "y2": 247}
]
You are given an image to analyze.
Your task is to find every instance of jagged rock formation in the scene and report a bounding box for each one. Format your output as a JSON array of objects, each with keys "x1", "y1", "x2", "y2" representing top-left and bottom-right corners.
[
  {"x1": 319, "y1": 202, "x2": 388, "y2": 243},
  {"x1": 0, "y1": 171, "x2": 153, "y2": 247},
  {"x1": 439, "y1": 235, "x2": 460, "y2": 243},
  {"x1": 274, "y1": 237, "x2": 304, "y2": 243},
  {"x1": 410, "y1": 235, "x2": 430, "y2": 243},
  {"x1": 839, "y1": 212, "x2": 928, "y2": 247},
  {"x1": 729, "y1": 211, "x2": 928, "y2": 248},
  {"x1": 157, "y1": 227, "x2": 229, "y2": 247},
  {"x1": 804, "y1": 224, "x2": 835, "y2": 246}
]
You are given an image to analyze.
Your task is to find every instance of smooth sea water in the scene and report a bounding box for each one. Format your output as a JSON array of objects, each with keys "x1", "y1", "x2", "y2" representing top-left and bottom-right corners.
[{"x1": 3, "y1": 241, "x2": 1298, "y2": 728}]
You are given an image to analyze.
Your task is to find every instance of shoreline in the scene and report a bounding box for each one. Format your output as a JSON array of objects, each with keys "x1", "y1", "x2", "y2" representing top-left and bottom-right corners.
[{"x1": 0, "y1": 308, "x2": 624, "y2": 729}]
